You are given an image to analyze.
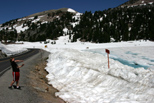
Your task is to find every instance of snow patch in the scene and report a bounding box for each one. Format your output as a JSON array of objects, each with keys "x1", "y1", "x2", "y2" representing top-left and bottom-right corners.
[
  {"x1": 68, "y1": 8, "x2": 76, "y2": 13},
  {"x1": 15, "y1": 25, "x2": 29, "y2": 33}
]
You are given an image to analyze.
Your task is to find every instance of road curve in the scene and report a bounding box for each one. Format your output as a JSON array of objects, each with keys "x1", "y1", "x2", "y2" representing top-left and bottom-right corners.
[
  {"x1": 0, "y1": 49, "x2": 39, "y2": 76},
  {"x1": 0, "y1": 49, "x2": 51, "y2": 103}
]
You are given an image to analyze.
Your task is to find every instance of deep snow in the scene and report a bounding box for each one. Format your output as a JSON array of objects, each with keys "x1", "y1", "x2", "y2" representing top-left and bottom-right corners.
[{"x1": 0, "y1": 38, "x2": 154, "y2": 103}]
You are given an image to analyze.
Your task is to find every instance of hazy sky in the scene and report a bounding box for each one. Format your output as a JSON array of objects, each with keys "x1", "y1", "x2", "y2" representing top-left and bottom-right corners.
[{"x1": 0, "y1": 0, "x2": 128, "y2": 24}]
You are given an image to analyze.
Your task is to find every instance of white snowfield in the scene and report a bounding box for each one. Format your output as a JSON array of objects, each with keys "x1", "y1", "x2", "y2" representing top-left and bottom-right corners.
[
  {"x1": 0, "y1": 42, "x2": 27, "y2": 56},
  {"x1": 45, "y1": 49, "x2": 154, "y2": 103},
  {"x1": 0, "y1": 39, "x2": 154, "y2": 103}
]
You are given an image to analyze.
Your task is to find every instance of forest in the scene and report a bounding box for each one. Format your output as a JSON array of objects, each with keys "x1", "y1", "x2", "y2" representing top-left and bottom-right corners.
[{"x1": 0, "y1": 3, "x2": 154, "y2": 43}]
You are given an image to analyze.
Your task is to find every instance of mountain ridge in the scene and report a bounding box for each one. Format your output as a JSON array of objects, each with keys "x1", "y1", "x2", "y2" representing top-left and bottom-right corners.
[
  {"x1": 26, "y1": 8, "x2": 76, "y2": 18},
  {"x1": 0, "y1": 1, "x2": 154, "y2": 43},
  {"x1": 119, "y1": 0, "x2": 154, "y2": 7}
]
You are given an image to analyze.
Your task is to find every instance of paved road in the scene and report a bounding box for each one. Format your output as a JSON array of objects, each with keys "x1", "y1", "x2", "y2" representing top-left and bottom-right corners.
[
  {"x1": 0, "y1": 49, "x2": 39, "y2": 76},
  {"x1": 0, "y1": 49, "x2": 51, "y2": 103}
]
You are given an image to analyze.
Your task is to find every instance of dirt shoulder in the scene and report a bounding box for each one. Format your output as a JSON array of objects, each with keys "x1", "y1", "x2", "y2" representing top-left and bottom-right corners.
[{"x1": 28, "y1": 50, "x2": 65, "y2": 103}]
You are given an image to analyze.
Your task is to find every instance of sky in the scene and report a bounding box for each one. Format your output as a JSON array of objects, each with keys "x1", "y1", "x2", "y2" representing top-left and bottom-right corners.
[{"x1": 0, "y1": 0, "x2": 128, "y2": 24}]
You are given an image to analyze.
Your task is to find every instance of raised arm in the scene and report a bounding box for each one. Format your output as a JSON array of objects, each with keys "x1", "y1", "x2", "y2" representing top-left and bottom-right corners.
[
  {"x1": 18, "y1": 64, "x2": 24, "y2": 68},
  {"x1": 15, "y1": 60, "x2": 24, "y2": 62}
]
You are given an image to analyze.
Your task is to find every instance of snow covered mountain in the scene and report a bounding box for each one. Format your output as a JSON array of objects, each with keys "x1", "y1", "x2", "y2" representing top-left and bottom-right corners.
[
  {"x1": 0, "y1": 8, "x2": 78, "y2": 33},
  {"x1": 0, "y1": 1, "x2": 154, "y2": 43},
  {"x1": 0, "y1": 8, "x2": 82, "y2": 42}
]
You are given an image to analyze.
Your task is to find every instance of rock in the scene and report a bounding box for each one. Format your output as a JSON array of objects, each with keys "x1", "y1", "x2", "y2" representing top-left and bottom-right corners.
[
  {"x1": 34, "y1": 87, "x2": 47, "y2": 93},
  {"x1": 45, "y1": 87, "x2": 49, "y2": 91}
]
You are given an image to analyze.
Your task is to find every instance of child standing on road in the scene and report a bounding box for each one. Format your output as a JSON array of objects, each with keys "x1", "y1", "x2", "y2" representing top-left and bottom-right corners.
[{"x1": 9, "y1": 57, "x2": 24, "y2": 89}]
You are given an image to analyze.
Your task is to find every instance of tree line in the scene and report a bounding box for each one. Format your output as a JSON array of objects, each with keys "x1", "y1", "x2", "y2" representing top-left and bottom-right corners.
[{"x1": 0, "y1": 4, "x2": 154, "y2": 43}]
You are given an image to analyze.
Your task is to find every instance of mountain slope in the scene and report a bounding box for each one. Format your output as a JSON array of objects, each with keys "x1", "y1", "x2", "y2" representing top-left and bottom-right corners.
[
  {"x1": 119, "y1": 0, "x2": 154, "y2": 7},
  {"x1": 27, "y1": 8, "x2": 70, "y2": 17},
  {"x1": 0, "y1": 1, "x2": 154, "y2": 43},
  {"x1": 0, "y1": 8, "x2": 77, "y2": 29},
  {"x1": 0, "y1": 8, "x2": 80, "y2": 42}
]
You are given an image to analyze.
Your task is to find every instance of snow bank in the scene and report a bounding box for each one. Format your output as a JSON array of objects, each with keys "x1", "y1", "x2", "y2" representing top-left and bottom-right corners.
[
  {"x1": 45, "y1": 49, "x2": 154, "y2": 103},
  {"x1": 1, "y1": 39, "x2": 154, "y2": 103},
  {"x1": 0, "y1": 42, "x2": 27, "y2": 56}
]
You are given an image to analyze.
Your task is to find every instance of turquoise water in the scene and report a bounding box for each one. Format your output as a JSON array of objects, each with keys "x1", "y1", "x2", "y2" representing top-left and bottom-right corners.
[
  {"x1": 110, "y1": 56, "x2": 149, "y2": 69},
  {"x1": 85, "y1": 50, "x2": 149, "y2": 69}
]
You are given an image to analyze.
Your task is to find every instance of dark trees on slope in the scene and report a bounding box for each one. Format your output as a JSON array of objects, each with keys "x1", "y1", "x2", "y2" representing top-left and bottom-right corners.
[{"x1": 1, "y1": 4, "x2": 154, "y2": 43}]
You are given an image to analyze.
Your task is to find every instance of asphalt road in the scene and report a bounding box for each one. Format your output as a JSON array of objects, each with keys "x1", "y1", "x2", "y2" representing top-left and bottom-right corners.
[
  {"x1": 0, "y1": 49, "x2": 51, "y2": 103},
  {"x1": 0, "y1": 49, "x2": 39, "y2": 76}
]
